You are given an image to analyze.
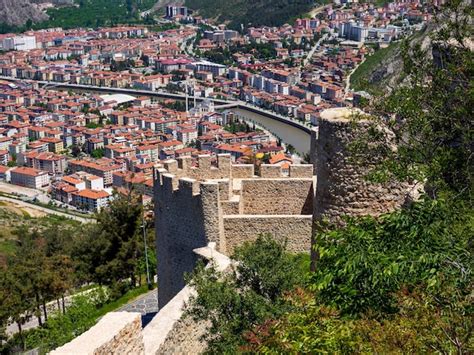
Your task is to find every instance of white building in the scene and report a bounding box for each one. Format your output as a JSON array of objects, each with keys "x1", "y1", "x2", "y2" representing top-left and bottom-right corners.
[
  {"x1": 188, "y1": 61, "x2": 227, "y2": 77},
  {"x1": 72, "y1": 189, "x2": 111, "y2": 211},
  {"x1": 10, "y1": 166, "x2": 50, "y2": 189},
  {"x1": 2, "y1": 35, "x2": 37, "y2": 51}
]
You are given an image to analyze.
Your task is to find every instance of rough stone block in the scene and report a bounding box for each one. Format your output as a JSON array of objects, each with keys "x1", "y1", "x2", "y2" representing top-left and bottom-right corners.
[{"x1": 260, "y1": 164, "x2": 282, "y2": 178}]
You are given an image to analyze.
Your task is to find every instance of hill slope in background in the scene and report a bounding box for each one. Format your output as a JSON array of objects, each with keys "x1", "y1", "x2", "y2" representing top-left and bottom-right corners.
[
  {"x1": 185, "y1": 0, "x2": 320, "y2": 29},
  {"x1": 350, "y1": 25, "x2": 433, "y2": 94},
  {"x1": 0, "y1": 0, "x2": 48, "y2": 27},
  {"x1": 1, "y1": 0, "x2": 158, "y2": 32}
]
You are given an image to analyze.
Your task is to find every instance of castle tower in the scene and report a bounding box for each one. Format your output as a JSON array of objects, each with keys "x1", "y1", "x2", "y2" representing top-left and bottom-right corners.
[{"x1": 311, "y1": 107, "x2": 411, "y2": 224}]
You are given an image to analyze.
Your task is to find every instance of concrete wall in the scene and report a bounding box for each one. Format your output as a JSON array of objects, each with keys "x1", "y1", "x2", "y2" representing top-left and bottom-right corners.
[
  {"x1": 50, "y1": 312, "x2": 144, "y2": 355},
  {"x1": 223, "y1": 215, "x2": 312, "y2": 255},
  {"x1": 239, "y1": 179, "x2": 313, "y2": 215}
]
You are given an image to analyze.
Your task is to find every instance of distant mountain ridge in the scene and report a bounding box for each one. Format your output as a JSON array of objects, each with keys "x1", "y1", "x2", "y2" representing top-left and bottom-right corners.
[
  {"x1": 185, "y1": 0, "x2": 319, "y2": 29},
  {"x1": 0, "y1": 0, "x2": 48, "y2": 27}
]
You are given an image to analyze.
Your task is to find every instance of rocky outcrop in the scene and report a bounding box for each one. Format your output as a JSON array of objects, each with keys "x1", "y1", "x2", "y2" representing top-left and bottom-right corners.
[{"x1": 0, "y1": 0, "x2": 48, "y2": 27}]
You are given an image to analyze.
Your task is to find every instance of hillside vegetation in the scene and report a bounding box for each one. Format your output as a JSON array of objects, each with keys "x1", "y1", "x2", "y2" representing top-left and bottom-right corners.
[
  {"x1": 185, "y1": 0, "x2": 323, "y2": 30},
  {"x1": 350, "y1": 42, "x2": 402, "y2": 94},
  {"x1": 0, "y1": 0, "x2": 157, "y2": 33},
  {"x1": 39, "y1": 0, "x2": 156, "y2": 29},
  {"x1": 350, "y1": 25, "x2": 432, "y2": 94}
]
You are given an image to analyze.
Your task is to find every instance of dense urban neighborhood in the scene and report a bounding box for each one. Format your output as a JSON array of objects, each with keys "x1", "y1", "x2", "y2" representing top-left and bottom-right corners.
[{"x1": 0, "y1": 0, "x2": 436, "y2": 212}]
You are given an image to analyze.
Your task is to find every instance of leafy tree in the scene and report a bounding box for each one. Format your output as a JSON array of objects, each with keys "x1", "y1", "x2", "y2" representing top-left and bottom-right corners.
[
  {"x1": 0, "y1": 268, "x2": 32, "y2": 349},
  {"x1": 70, "y1": 144, "x2": 82, "y2": 157},
  {"x1": 350, "y1": 0, "x2": 473, "y2": 197},
  {"x1": 185, "y1": 235, "x2": 308, "y2": 353},
  {"x1": 73, "y1": 192, "x2": 144, "y2": 290},
  {"x1": 311, "y1": 197, "x2": 472, "y2": 316},
  {"x1": 91, "y1": 148, "x2": 105, "y2": 159}
]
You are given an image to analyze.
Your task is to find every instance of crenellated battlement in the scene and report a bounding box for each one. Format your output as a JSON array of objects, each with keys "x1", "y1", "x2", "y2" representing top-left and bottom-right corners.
[
  {"x1": 162, "y1": 154, "x2": 235, "y2": 181},
  {"x1": 154, "y1": 156, "x2": 315, "y2": 308},
  {"x1": 155, "y1": 154, "x2": 313, "y2": 186},
  {"x1": 155, "y1": 108, "x2": 416, "y2": 309}
]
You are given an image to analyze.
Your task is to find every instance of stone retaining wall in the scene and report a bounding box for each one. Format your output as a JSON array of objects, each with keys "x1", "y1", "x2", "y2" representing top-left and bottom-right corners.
[{"x1": 50, "y1": 312, "x2": 144, "y2": 355}]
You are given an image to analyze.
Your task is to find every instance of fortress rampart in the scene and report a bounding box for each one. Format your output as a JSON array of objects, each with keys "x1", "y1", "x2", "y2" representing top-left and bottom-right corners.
[
  {"x1": 154, "y1": 155, "x2": 314, "y2": 308},
  {"x1": 155, "y1": 107, "x2": 414, "y2": 309}
]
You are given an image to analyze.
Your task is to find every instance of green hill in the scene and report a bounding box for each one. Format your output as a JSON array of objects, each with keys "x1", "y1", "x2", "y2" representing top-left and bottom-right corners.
[{"x1": 185, "y1": 0, "x2": 323, "y2": 30}]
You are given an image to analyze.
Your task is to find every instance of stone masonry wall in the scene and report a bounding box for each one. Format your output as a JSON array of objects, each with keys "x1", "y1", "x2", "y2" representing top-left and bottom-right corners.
[
  {"x1": 156, "y1": 315, "x2": 209, "y2": 355},
  {"x1": 311, "y1": 108, "x2": 411, "y2": 224},
  {"x1": 223, "y1": 215, "x2": 312, "y2": 255},
  {"x1": 240, "y1": 179, "x2": 313, "y2": 215},
  {"x1": 154, "y1": 170, "x2": 224, "y2": 309},
  {"x1": 50, "y1": 312, "x2": 144, "y2": 355},
  {"x1": 155, "y1": 153, "x2": 315, "y2": 308}
]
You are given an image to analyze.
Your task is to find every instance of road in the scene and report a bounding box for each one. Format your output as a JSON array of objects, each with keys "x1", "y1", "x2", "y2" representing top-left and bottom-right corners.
[
  {"x1": 344, "y1": 56, "x2": 367, "y2": 96},
  {"x1": 302, "y1": 32, "x2": 328, "y2": 67},
  {"x1": 0, "y1": 76, "x2": 233, "y2": 105},
  {"x1": 0, "y1": 181, "x2": 50, "y2": 203},
  {"x1": 308, "y1": 3, "x2": 331, "y2": 18},
  {"x1": 0, "y1": 196, "x2": 93, "y2": 223},
  {"x1": 120, "y1": 288, "x2": 159, "y2": 327}
]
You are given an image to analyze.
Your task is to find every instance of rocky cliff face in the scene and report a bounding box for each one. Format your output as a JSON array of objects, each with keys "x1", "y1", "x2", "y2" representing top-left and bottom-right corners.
[{"x1": 0, "y1": 0, "x2": 48, "y2": 27}]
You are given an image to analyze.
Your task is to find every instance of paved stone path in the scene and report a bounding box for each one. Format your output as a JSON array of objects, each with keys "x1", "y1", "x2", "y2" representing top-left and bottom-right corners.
[{"x1": 120, "y1": 288, "x2": 159, "y2": 327}]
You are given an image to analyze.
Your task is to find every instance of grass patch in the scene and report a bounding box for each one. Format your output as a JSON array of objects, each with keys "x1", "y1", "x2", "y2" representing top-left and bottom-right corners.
[{"x1": 0, "y1": 239, "x2": 17, "y2": 256}]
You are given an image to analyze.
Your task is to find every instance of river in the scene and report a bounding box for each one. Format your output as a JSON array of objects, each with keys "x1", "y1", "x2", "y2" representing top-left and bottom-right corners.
[{"x1": 230, "y1": 108, "x2": 312, "y2": 155}]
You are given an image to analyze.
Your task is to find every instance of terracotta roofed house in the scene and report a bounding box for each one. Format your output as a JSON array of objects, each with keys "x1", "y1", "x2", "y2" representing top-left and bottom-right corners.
[{"x1": 10, "y1": 166, "x2": 50, "y2": 189}]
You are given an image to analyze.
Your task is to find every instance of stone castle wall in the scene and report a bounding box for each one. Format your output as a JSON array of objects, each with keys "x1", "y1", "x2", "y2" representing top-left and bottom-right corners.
[
  {"x1": 223, "y1": 215, "x2": 312, "y2": 255},
  {"x1": 51, "y1": 107, "x2": 418, "y2": 355},
  {"x1": 154, "y1": 170, "x2": 224, "y2": 308},
  {"x1": 240, "y1": 179, "x2": 313, "y2": 215},
  {"x1": 154, "y1": 156, "x2": 314, "y2": 308},
  {"x1": 311, "y1": 108, "x2": 411, "y2": 224}
]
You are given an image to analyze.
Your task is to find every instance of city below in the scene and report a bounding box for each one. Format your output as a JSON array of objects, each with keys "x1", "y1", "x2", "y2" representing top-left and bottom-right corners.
[{"x1": 0, "y1": 1, "x2": 432, "y2": 213}]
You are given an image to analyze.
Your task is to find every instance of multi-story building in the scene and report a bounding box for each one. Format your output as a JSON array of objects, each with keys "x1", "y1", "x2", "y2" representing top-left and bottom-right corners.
[
  {"x1": 1, "y1": 35, "x2": 37, "y2": 51},
  {"x1": 72, "y1": 189, "x2": 111, "y2": 211},
  {"x1": 10, "y1": 166, "x2": 50, "y2": 189},
  {"x1": 69, "y1": 160, "x2": 123, "y2": 186},
  {"x1": 0, "y1": 150, "x2": 9, "y2": 165},
  {"x1": 165, "y1": 5, "x2": 189, "y2": 18}
]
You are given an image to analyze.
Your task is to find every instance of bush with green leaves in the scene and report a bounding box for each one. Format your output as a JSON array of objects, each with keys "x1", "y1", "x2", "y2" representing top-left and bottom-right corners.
[
  {"x1": 243, "y1": 198, "x2": 472, "y2": 353},
  {"x1": 311, "y1": 197, "x2": 472, "y2": 316},
  {"x1": 185, "y1": 235, "x2": 309, "y2": 353}
]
